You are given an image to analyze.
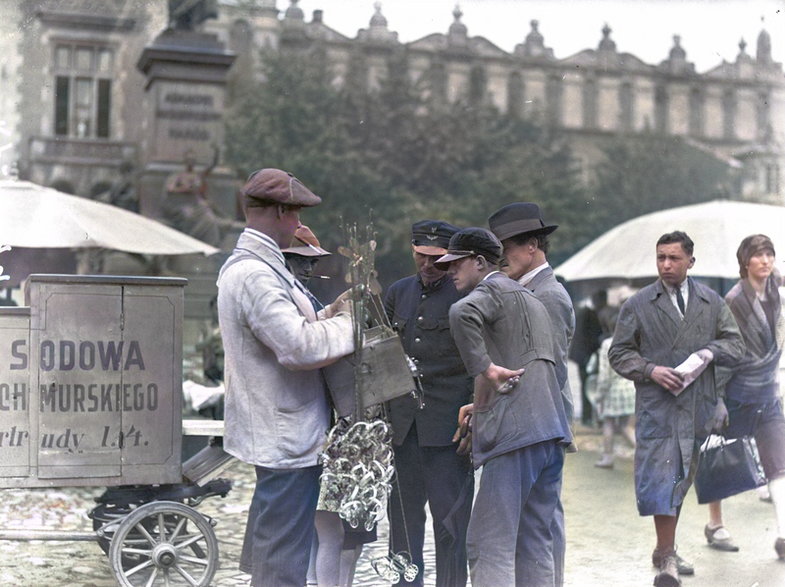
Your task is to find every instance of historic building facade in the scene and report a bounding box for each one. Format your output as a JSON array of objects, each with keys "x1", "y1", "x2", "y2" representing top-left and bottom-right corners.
[{"x1": 2, "y1": 0, "x2": 783, "y2": 203}]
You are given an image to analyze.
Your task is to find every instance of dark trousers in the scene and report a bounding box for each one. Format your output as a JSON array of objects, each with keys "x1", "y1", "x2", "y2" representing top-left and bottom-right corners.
[
  {"x1": 388, "y1": 425, "x2": 474, "y2": 587},
  {"x1": 467, "y1": 440, "x2": 564, "y2": 587},
  {"x1": 239, "y1": 465, "x2": 321, "y2": 587}
]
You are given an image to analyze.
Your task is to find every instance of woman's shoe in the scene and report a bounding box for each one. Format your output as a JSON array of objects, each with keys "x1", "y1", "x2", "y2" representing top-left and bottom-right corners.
[
  {"x1": 594, "y1": 454, "x2": 614, "y2": 469},
  {"x1": 704, "y1": 524, "x2": 740, "y2": 552}
]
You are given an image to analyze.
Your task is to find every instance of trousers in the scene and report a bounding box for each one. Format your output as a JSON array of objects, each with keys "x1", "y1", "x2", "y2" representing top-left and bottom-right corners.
[
  {"x1": 239, "y1": 465, "x2": 321, "y2": 587},
  {"x1": 467, "y1": 440, "x2": 564, "y2": 587}
]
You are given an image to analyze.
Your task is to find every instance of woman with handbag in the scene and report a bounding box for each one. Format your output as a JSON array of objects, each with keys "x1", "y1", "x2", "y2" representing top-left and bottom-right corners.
[{"x1": 704, "y1": 234, "x2": 785, "y2": 559}]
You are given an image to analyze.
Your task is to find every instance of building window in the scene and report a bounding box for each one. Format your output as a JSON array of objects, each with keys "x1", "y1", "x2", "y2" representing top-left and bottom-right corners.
[
  {"x1": 428, "y1": 62, "x2": 447, "y2": 103},
  {"x1": 582, "y1": 77, "x2": 597, "y2": 129},
  {"x1": 757, "y1": 92, "x2": 771, "y2": 140},
  {"x1": 469, "y1": 65, "x2": 487, "y2": 106},
  {"x1": 766, "y1": 163, "x2": 780, "y2": 194},
  {"x1": 655, "y1": 85, "x2": 668, "y2": 134},
  {"x1": 507, "y1": 72, "x2": 524, "y2": 118},
  {"x1": 619, "y1": 81, "x2": 634, "y2": 131},
  {"x1": 52, "y1": 43, "x2": 114, "y2": 139},
  {"x1": 689, "y1": 87, "x2": 703, "y2": 137},
  {"x1": 722, "y1": 88, "x2": 736, "y2": 140},
  {"x1": 546, "y1": 75, "x2": 562, "y2": 127}
]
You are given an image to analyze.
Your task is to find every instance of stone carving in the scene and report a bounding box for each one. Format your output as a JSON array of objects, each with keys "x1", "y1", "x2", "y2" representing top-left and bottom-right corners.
[{"x1": 168, "y1": 0, "x2": 219, "y2": 31}]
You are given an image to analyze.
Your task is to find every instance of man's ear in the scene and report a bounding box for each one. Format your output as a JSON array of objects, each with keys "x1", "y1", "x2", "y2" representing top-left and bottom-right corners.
[
  {"x1": 689, "y1": 256, "x2": 696, "y2": 268},
  {"x1": 475, "y1": 255, "x2": 487, "y2": 270}
]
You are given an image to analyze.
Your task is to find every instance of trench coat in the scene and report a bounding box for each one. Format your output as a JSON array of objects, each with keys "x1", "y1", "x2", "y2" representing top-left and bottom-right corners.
[{"x1": 608, "y1": 278, "x2": 745, "y2": 515}]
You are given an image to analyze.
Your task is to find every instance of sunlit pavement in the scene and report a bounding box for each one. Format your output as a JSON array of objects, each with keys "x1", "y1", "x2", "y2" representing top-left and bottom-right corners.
[{"x1": 1, "y1": 426, "x2": 783, "y2": 586}]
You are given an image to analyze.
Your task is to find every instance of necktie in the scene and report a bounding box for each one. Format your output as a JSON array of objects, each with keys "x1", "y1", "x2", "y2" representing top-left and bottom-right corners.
[{"x1": 675, "y1": 286, "x2": 686, "y2": 316}]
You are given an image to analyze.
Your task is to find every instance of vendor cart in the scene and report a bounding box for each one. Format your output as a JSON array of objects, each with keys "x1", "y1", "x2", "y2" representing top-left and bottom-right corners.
[{"x1": 0, "y1": 275, "x2": 234, "y2": 586}]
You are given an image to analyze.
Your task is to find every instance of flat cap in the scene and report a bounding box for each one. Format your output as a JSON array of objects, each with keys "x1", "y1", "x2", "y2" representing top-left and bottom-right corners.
[
  {"x1": 434, "y1": 227, "x2": 503, "y2": 270},
  {"x1": 282, "y1": 225, "x2": 331, "y2": 257},
  {"x1": 242, "y1": 168, "x2": 322, "y2": 207},
  {"x1": 411, "y1": 220, "x2": 461, "y2": 255},
  {"x1": 488, "y1": 202, "x2": 557, "y2": 241}
]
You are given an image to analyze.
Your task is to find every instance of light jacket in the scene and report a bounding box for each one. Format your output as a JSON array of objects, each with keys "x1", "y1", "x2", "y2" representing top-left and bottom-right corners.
[{"x1": 216, "y1": 229, "x2": 354, "y2": 468}]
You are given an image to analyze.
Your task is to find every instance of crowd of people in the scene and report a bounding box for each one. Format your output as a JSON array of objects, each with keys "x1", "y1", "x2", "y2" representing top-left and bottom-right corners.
[{"x1": 213, "y1": 167, "x2": 784, "y2": 587}]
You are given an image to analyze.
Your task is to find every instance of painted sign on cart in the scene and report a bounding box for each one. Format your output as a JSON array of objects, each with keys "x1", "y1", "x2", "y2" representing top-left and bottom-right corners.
[{"x1": 0, "y1": 275, "x2": 185, "y2": 488}]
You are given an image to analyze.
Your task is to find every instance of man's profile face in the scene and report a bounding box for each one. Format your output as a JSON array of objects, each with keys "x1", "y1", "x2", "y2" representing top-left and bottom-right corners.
[
  {"x1": 447, "y1": 256, "x2": 481, "y2": 293},
  {"x1": 413, "y1": 250, "x2": 446, "y2": 285},
  {"x1": 656, "y1": 242, "x2": 694, "y2": 287},
  {"x1": 501, "y1": 238, "x2": 535, "y2": 280}
]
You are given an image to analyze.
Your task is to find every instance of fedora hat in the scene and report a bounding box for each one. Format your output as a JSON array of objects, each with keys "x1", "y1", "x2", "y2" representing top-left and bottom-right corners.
[{"x1": 488, "y1": 202, "x2": 558, "y2": 241}]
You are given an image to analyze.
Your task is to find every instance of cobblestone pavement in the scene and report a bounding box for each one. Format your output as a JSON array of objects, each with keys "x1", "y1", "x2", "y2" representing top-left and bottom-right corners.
[{"x1": 1, "y1": 429, "x2": 784, "y2": 586}]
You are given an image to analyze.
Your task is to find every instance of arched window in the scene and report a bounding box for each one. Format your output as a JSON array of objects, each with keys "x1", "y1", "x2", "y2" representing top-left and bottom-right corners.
[
  {"x1": 619, "y1": 81, "x2": 634, "y2": 131},
  {"x1": 508, "y1": 72, "x2": 524, "y2": 118},
  {"x1": 654, "y1": 85, "x2": 668, "y2": 134},
  {"x1": 546, "y1": 74, "x2": 562, "y2": 127},
  {"x1": 582, "y1": 77, "x2": 597, "y2": 129},
  {"x1": 469, "y1": 65, "x2": 487, "y2": 106},
  {"x1": 689, "y1": 87, "x2": 703, "y2": 137},
  {"x1": 722, "y1": 88, "x2": 736, "y2": 140}
]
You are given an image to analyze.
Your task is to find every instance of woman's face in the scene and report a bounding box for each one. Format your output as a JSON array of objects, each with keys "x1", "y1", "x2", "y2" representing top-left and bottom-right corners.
[{"x1": 746, "y1": 248, "x2": 775, "y2": 282}]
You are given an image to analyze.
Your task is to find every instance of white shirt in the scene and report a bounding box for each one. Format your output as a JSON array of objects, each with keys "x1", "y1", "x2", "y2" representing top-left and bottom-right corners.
[{"x1": 518, "y1": 262, "x2": 550, "y2": 288}]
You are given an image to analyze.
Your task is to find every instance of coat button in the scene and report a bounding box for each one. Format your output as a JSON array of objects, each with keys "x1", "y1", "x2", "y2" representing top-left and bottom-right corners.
[
  {"x1": 414, "y1": 337, "x2": 421, "y2": 343},
  {"x1": 421, "y1": 294, "x2": 427, "y2": 300},
  {"x1": 417, "y1": 316, "x2": 424, "y2": 323}
]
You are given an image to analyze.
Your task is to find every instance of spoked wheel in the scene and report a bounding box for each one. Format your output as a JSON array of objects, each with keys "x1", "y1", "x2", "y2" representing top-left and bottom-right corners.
[{"x1": 108, "y1": 500, "x2": 219, "y2": 586}]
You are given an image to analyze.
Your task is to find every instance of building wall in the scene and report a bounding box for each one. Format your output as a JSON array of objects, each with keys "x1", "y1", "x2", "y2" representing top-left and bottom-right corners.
[{"x1": 5, "y1": 0, "x2": 784, "y2": 204}]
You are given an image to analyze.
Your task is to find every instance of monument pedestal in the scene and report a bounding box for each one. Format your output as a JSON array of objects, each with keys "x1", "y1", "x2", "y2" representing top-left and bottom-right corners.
[{"x1": 136, "y1": 30, "x2": 237, "y2": 222}]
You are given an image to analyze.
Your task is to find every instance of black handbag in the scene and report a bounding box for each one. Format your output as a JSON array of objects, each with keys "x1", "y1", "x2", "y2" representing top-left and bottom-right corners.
[{"x1": 694, "y1": 434, "x2": 767, "y2": 504}]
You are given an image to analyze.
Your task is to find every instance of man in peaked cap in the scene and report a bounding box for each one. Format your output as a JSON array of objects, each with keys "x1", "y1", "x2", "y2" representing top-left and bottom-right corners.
[
  {"x1": 434, "y1": 227, "x2": 572, "y2": 587},
  {"x1": 384, "y1": 220, "x2": 475, "y2": 587},
  {"x1": 217, "y1": 169, "x2": 355, "y2": 587},
  {"x1": 488, "y1": 202, "x2": 576, "y2": 587}
]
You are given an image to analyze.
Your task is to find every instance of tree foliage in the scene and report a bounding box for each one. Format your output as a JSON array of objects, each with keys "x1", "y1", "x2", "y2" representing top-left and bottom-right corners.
[{"x1": 224, "y1": 49, "x2": 735, "y2": 286}]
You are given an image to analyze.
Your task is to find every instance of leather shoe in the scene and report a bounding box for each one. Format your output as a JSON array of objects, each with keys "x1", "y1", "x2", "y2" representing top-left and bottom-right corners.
[
  {"x1": 653, "y1": 552, "x2": 681, "y2": 587},
  {"x1": 652, "y1": 548, "x2": 694, "y2": 576},
  {"x1": 594, "y1": 454, "x2": 614, "y2": 469},
  {"x1": 704, "y1": 524, "x2": 740, "y2": 552},
  {"x1": 776, "y1": 537, "x2": 785, "y2": 560}
]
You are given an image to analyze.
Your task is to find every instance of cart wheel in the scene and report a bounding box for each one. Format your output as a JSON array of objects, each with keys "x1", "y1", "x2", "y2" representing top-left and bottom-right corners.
[{"x1": 108, "y1": 500, "x2": 219, "y2": 586}]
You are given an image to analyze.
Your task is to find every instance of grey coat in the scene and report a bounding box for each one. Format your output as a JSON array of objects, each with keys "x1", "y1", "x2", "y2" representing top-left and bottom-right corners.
[
  {"x1": 449, "y1": 272, "x2": 573, "y2": 468},
  {"x1": 523, "y1": 266, "x2": 576, "y2": 420},
  {"x1": 608, "y1": 278, "x2": 745, "y2": 515}
]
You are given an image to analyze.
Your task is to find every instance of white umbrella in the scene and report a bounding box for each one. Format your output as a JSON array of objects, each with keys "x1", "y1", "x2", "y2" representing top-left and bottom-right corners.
[
  {"x1": 555, "y1": 199, "x2": 785, "y2": 282},
  {"x1": 0, "y1": 179, "x2": 219, "y2": 255}
]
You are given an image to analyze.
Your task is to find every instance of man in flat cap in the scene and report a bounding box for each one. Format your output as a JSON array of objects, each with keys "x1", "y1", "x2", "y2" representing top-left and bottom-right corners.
[
  {"x1": 488, "y1": 202, "x2": 576, "y2": 586},
  {"x1": 435, "y1": 227, "x2": 572, "y2": 587},
  {"x1": 384, "y1": 220, "x2": 474, "y2": 587},
  {"x1": 217, "y1": 169, "x2": 355, "y2": 587}
]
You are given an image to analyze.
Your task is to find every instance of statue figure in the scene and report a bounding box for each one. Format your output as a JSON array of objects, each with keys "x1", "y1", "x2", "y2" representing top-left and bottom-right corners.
[
  {"x1": 168, "y1": 0, "x2": 219, "y2": 31},
  {"x1": 162, "y1": 145, "x2": 243, "y2": 248}
]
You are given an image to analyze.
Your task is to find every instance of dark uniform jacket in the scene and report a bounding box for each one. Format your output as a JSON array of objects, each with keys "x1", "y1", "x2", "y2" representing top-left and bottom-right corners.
[
  {"x1": 449, "y1": 272, "x2": 573, "y2": 468},
  {"x1": 384, "y1": 275, "x2": 473, "y2": 447}
]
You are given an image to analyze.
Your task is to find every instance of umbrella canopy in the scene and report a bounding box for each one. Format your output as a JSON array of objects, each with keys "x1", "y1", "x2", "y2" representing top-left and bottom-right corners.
[
  {"x1": 0, "y1": 179, "x2": 219, "y2": 255},
  {"x1": 555, "y1": 199, "x2": 785, "y2": 282}
]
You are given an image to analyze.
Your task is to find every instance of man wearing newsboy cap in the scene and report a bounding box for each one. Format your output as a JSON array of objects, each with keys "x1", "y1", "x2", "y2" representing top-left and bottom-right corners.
[
  {"x1": 435, "y1": 227, "x2": 572, "y2": 587},
  {"x1": 217, "y1": 169, "x2": 355, "y2": 587},
  {"x1": 488, "y1": 202, "x2": 575, "y2": 587},
  {"x1": 384, "y1": 220, "x2": 474, "y2": 587}
]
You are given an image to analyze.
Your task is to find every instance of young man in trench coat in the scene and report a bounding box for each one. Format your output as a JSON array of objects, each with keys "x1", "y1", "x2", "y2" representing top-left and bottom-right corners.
[{"x1": 608, "y1": 230, "x2": 745, "y2": 587}]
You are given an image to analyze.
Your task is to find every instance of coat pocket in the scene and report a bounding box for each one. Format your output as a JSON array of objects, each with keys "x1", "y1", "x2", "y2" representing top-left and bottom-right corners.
[{"x1": 474, "y1": 394, "x2": 517, "y2": 454}]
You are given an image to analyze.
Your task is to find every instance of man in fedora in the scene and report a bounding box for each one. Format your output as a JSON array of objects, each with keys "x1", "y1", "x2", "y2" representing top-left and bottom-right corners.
[
  {"x1": 434, "y1": 227, "x2": 572, "y2": 587},
  {"x1": 384, "y1": 220, "x2": 474, "y2": 587},
  {"x1": 217, "y1": 169, "x2": 355, "y2": 587},
  {"x1": 488, "y1": 202, "x2": 575, "y2": 587}
]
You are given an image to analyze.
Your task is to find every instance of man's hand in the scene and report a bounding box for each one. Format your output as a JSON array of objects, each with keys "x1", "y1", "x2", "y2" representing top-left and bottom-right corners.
[
  {"x1": 650, "y1": 365, "x2": 684, "y2": 392},
  {"x1": 452, "y1": 403, "x2": 474, "y2": 456},
  {"x1": 323, "y1": 286, "x2": 364, "y2": 318},
  {"x1": 712, "y1": 398, "x2": 729, "y2": 433},
  {"x1": 482, "y1": 363, "x2": 524, "y2": 394}
]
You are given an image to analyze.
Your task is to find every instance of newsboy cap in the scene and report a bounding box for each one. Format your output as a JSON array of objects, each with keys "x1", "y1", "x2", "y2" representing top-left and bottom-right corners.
[
  {"x1": 488, "y1": 202, "x2": 557, "y2": 241},
  {"x1": 434, "y1": 227, "x2": 503, "y2": 270},
  {"x1": 282, "y1": 225, "x2": 331, "y2": 257},
  {"x1": 242, "y1": 168, "x2": 322, "y2": 207},
  {"x1": 411, "y1": 220, "x2": 461, "y2": 255}
]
